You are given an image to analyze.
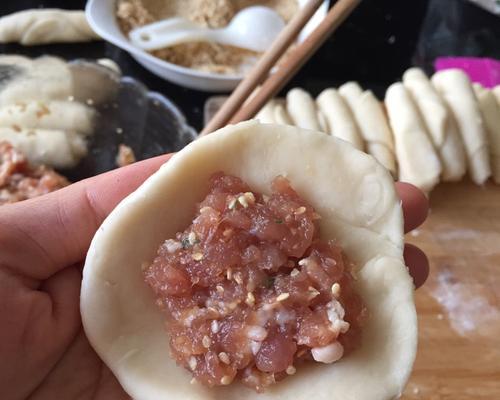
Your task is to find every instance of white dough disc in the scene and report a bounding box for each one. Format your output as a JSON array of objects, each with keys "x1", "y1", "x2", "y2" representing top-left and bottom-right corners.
[{"x1": 81, "y1": 121, "x2": 416, "y2": 400}]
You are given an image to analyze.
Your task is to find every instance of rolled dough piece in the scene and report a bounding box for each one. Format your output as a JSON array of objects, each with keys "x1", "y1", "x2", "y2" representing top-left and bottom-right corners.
[
  {"x1": 403, "y1": 68, "x2": 466, "y2": 181},
  {"x1": 432, "y1": 69, "x2": 491, "y2": 184},
  {"x1": 473, "y1": 84, "x2": 500, "y2": 184},
  {"x1": 339, "y1": 82, "x2": 397, "y2": 176},
  {"x1": 255, "y1": 100, "x2": 276, "y2": 124},
  {"x1": 0, "y1": 127, "x2": 87, "y2": 168},
  {"x1": 385, "y1": 83, "x2": 442, "y2": 193},
  {"x1": 273, "y1": 100, "x2": 293, "y2": 125},
  {"x1": 316, "y1": 88, "x2": 364, "y2": 150},
  {"x1": 0, "y1": 100, "x2": 95, "y2": 136},
  {"x1": 81, "y1": 121, "x2": 417, "y2": 400},
  {"x1": 493, "y1": 85, "x2": 500, "y2": 106},
  {"x1": 0, "y1": 9, "x2": 100, "y2": 45},
  {"x1": 0, "y1": 56, "x2": 73, "y2": 106},
  {"x1": 287, "y1": 88, "x2": 322, "y2": 131}
]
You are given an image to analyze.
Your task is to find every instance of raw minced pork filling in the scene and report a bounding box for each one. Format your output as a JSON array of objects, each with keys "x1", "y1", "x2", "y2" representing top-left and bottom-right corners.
[{"x1": 143, "y1": 172, "x2": 367, "y2": 392}]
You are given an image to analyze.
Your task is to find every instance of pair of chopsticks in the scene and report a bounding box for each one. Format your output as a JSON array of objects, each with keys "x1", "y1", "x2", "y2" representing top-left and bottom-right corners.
[{"x1": 200, "y1": 0, "x2": 361, "y2": 136}]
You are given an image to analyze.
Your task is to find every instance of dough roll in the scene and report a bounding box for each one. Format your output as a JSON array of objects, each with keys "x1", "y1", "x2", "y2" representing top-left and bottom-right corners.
[
  {"x1": 432, "y1": 69, "x2": 491, "y2": 184},
  {"x1": 385, "y1": 83, "x2": 442, "y2": 193},
  {"x1": 0, "y1": 127, "x2": 87, "y2": 169},
  {"x1": 286, "y1": 88, "x2": 323, "y2": 131},
  {"x1": 473, "y1": 84, "x2": 500, "y2": 184},
  {"x1": 0, "y1": 56, "x2": 73, "y2": 106},
  {"x1": 273, "y1": 100, "x2": 293, "y2": 125},
  {"x1": 0, "y1": 9, "x2": 100, "y2": 45},
  {"x1": 339, "y1": 82, "x2": 397, "y2": 176},
  {"x1": 0, "y1": 100, "x2": 95, "y2": 136},
  {"x1": 255, "y1": 100, "x2": 276, "y2": 124},
  {"x1": 403, "y1": 68, "x2": 466, "y2": 181},
  {"x1": 317, "y1": 88, "x2": 364, "y2": 150}
]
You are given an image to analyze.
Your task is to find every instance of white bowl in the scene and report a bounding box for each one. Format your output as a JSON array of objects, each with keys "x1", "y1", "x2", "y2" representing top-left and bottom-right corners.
[{"x1": 86, "y1": 0, "x2": 329, "y2": 92}]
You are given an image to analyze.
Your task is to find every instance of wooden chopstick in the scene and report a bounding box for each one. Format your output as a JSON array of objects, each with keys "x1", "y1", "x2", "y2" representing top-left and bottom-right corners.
[
  {"x1": 200, "y1": 0, "x2": 325, "y2": 136},
  {"x1": 228, "y1": 0, "x2": 361, "y2": 126}
]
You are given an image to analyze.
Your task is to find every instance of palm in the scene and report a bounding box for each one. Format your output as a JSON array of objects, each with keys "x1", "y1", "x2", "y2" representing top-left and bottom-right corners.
[{"x1": 0, "y1": 263, "x2": 129, "y2": 400}]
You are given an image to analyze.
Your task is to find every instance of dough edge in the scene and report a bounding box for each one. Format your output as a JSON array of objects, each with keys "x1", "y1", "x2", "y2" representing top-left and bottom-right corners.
[{"x1": 81, "y1": 121, "x2": 417, "y2": 400}]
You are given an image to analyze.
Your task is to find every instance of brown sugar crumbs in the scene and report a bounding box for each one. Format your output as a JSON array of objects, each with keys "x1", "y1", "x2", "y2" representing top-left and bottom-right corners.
[{"x1": 117, "y1": 0, "x2": 299, "y2": 74}]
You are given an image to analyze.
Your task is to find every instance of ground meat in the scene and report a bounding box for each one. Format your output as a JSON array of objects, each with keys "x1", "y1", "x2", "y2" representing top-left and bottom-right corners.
[
  {"x1": 0, "y1": 141, "x2": 69, "y2": 205},
  {"x1": 144, "y1": 173, "x2": 367, "y2": 392}
]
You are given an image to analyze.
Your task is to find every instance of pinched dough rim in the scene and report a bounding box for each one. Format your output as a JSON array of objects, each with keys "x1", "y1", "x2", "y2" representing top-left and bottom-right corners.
[{"x1": 81, "y1": 121, "x2": 417, "y2": 400}]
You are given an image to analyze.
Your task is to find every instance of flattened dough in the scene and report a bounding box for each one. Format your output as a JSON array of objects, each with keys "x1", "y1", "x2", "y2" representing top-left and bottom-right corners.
[
  {"x1": 81, "y1": 121, "x2": 416, "y2": 400},
  {"x1": 385, "y1": 83, "x2": 442, "y2": 193},
  {"x1": 316, "y1": 88, "x2": 364, "y2": 150},
  {"x1": 403, "y1": 68, "x2": 466, "y2": 181},
  {"x1": 0, "y1": 9, "x2": 100, "y2": 45},
  {"x1": 0, "y1": 100, "x2": 95, "y2": 136},
  {"x1": 432, "y1": 69, "x2": 491, "y2": 184},
  {"x1": 339, "y1": 82, "x2": 397, "y2": 176},
  {"x1": 473, "y1": 84, "x2": 500, "y2": 184},
  {"x1": 286, "y1": 88, "x2": 322, "y2": 131},
  {"x1": 0, "y1": 127, "x2": 87, "y2": 168}
]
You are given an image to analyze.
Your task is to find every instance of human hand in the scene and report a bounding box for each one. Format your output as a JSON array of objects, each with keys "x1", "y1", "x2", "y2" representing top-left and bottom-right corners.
[{"x1": 0, "y1": 155, "x2": 428, "y2": 400}]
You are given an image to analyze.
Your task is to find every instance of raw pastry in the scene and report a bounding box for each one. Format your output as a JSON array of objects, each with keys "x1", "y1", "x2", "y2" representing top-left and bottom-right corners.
[
  {"x1": 0, "y1": 9, "x2": 100, "y2": 45},
  {"x1": 316, "y1": 88, "x2": 364, "y2": 150},
  {"x1": 0, "y1": 100, "x2": 95, "y2": 136},
  {"x1": 255, "y1": 100, "x2": 276, "y2": 124},
  {"x1": 286, "y1": 88, "x2": 322, "y2": 131},
  {"x1": 403, "y1": 68, "x2": 466, "y2": 181},
  {"x1": 473, "y1": 84, "x2": 500, "y2": 184},
  {"x1": 0, "y1": 56, "x2": 73, "y2": 106},
  {"x1": 385, "y1": 83, "x2": 442, "y2": 193},
  {"x1": 432, "y1": 69, "x2": 491, "y2": 184},
  {"x1": 0, "y1": 127, "x2": 87, "y2": 169},
  {"x1": 81, "y1": 121, "x2": 417, "y2": 400},
  {"x1": 493, "y1": 85, "x2": 500, "y2": 106},
  {"x1": 339, "y1": 82, "x2": 397, "y2": 176},
  {"x1": 273, "y1": 100, "x2": 293, "y2": 125}
]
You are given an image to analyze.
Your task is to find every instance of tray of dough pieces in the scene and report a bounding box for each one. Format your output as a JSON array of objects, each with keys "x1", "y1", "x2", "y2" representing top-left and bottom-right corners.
[{"x1": 0, "y1": 55, "x2": 197, "y2": 182}]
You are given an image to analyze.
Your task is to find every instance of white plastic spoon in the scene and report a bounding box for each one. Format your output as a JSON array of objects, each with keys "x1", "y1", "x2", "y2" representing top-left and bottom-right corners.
[{"x1": 129, "y1": 6, "x2": 285, "y2": 52}]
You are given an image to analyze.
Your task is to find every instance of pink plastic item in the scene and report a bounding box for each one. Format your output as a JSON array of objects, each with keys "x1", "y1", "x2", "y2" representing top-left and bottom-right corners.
[{"x1": 434, "y1": 57, "x2": 500, "y2": 88}]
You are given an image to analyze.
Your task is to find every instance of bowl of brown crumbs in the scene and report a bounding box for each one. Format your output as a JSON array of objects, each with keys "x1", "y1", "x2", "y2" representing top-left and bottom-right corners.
[{"x1": 86, "y1": 0, "x2": 329, "y2": 92}]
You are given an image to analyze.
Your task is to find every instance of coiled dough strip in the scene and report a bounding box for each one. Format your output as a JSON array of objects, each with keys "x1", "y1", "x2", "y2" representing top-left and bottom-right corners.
[
  {"x1": 385, "y1": 83, "x2": 441, "y2": 193},
  {"x1": 432, "y1": 69, "x2": 490, "y2": 184}
]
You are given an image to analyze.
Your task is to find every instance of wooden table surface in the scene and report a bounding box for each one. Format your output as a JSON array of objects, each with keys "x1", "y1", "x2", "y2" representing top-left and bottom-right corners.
[{"x1": 402, "y1": 181, "x2": 500, "y2": 399}]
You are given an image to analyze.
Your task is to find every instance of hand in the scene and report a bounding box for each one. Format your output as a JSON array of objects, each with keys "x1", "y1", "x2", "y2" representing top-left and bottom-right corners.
[{"x1": 0, "y1": 156, "x2": 429, "y2": 400}]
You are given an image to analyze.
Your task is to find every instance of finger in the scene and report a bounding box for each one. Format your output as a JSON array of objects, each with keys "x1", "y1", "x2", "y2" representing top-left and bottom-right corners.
[
  {"x1": 0, "y1": 154, "x2": 172, "y2": 280},
  {"x1": 395, "y1": 182, "x2": 429, "y2": 233},
  {"x1": 404, "y1": 243, "x2": 429, "y2": 289}
]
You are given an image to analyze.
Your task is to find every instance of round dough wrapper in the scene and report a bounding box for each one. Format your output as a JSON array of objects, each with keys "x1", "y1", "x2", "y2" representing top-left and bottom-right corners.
[{"x1": 81, "y1": 121, "x2": 417, "y2": 400}]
